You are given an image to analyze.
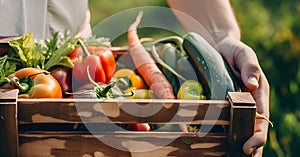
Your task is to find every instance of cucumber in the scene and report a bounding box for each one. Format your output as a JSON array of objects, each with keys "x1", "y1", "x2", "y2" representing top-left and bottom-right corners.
[{"x1": 183, "y1": 32, "x2": 238, "y2": 100}]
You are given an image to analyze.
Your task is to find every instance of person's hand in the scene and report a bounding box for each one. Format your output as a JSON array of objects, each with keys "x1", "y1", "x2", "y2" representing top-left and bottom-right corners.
[{"x1": 217, "y1": 37, "x2": 270, "y2": 157}]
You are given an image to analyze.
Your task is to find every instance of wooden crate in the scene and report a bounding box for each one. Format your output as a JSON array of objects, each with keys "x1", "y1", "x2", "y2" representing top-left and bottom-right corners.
[
  {"x1": 1, "y1": 89, "x2": 256, "y2": 157},
  {"x1": 0, "y1": 38, "x2": 256, "y2": 156}
]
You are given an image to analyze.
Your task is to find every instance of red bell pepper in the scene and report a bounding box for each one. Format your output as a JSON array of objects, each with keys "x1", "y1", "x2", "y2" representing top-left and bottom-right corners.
[{"x1": 71, "y1": 40, "x2": 116, "y2": 85}]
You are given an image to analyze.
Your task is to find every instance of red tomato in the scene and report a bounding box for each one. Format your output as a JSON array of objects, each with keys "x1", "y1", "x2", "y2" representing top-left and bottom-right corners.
[
  {"x1": 50, "y1": 67, "x2": 72, "y2": 96},
  {"x1": 127, "y1": 123, "x2": 151, "y2": 131}
]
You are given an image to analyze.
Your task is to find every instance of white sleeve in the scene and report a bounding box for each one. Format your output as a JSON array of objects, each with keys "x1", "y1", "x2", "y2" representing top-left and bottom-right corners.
[
  {"x1": 47, "y1": 0, "x2": 92, "y2": 39},
  {"x1": 0, "y1": 0, "x2": 92, "y2": 39},
  {"x1": 0, "y1": 0, "x2": 27, "y2": 37}
]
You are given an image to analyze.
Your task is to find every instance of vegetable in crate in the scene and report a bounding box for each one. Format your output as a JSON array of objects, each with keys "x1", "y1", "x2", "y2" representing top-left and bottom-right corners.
[
  {"x1": 7, "y1": 32, "x2": 78, "y2": 71},
  {"x1": 183, "y1": 32, "x2": 240, "y2": 99},
  {"x1": 130, "y1": 89, "x2": 154, "y2": 99},
  {"x1": 151, "y1": 32, "x2": 240, "y2": 100},
  {"x1": 127, "y1": 11, "x2": 175, "y2": 99},
  {"x1": 8, "y1": 33, "x2": 46, "y2": 69},
  {"x1": 0, "y1": 55, "x2": 16, "y2": 86},
  {"x1": 111, "y1": 68, "x2": 146, "y2": 92},
  {"x1": 155, "y1": 43, "x2": 181, "y2": 95},
  {"x1": 69, "y1": 67, "x2": 131, "y2": 99},
  {"x1": 127, "y1": 123, "x2": 151, "y2": 131},
  {"x1": 5, "y1": 31, "x2": 78, "y2": 96},
  {"x1": 50, "y1": 67, "x2": 72, "y2": 96},
  {"x1": 3, "y1": 68, "x2": 62, "y2": 98},
  {"x1": 151, "y1": 35, "x2": 200, "y2": 98},
  {"x1": 71, "y1": 39, "x2": 116, "y2": 86},
  {"x1": 177, "y1": 80, "x2": 207, "y2": 100}
]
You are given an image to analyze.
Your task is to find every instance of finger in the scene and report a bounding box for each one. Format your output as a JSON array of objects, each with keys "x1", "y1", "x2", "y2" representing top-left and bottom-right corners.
[
  {"x1": 243, "y1": 119, "x2": 268, "y2": 155},
  {"x1": 253, "y1": 146, "x2": 264, "y2": 157},
  {"x1": 243, "y1": 131, "x2": 265, "y2": 155},
  {"x1": 217, "y1": 38, "x2": 260, "y2": 90}
]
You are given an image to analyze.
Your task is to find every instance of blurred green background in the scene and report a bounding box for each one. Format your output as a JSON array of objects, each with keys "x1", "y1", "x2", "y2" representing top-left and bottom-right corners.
[{"x1": 88, "y1": 0, "x2": 300, "y2": 156}]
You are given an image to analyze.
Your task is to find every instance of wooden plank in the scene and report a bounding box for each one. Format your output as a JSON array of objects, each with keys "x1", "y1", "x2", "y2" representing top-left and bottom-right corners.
[
  {"x1": 227, "y1": 92, "x2": 256, "y2": 157},
  {"x1": 0, "y1": 89, "x2": 19, "y2": 157},
  {"x1": 18, "y1": 99, "x2": 230, "y2": 125},
  {"x1": 19, "y1": 132, "x2": 228, "y2": 157},
  {"x1": 0, "y1": 36, "x2": 19, "y2": 56}
]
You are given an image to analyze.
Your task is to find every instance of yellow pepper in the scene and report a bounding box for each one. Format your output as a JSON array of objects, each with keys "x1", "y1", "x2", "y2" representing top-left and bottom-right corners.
[
  {"x1": 130, "y1": 89, "x2": 153, "y2": 99},
  {"x1": 177, "y1": 80, "x2": 207, "y2": 100},
  {"x1": 111, "y1": 69, "x2": 146, "y2": 92}
]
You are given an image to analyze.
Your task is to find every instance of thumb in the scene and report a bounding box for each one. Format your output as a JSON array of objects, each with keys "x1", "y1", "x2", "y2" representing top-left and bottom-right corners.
[
  {"x1": 217, "y1": 37, "x2": 260, "y2": 91},
  {"x1": 240, "y1": 62, "x2": 260, "y2": 91}
]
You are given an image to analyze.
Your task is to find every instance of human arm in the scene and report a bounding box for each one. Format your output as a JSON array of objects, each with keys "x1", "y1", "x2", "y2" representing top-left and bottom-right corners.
[{"x1": 167, "y1": 0, "x2": 270, "y2": 156}]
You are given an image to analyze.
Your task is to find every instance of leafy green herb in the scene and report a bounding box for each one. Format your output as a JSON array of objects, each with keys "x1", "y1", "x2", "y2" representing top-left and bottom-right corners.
[
  {"x1": 0, "y1": 55, "x2": 16, "y2": 85},
  {"x1": 43, "y1": 31, "x2": 79, "y2": 70},
  {"x1": 7, "y1": 30, "x2": 111, "y2": 71}
]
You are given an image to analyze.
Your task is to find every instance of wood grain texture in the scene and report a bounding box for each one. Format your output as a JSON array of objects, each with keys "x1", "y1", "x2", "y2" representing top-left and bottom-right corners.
[
  {"x1": 0, "y1": 90, "x2": 256, "y2": 157},
  {"x1": 0, "y1": 36, "x2": 17, "y2": 56},
  {"x1": 19, "y1": 132, "x2": 228, "y2": 157},
  {"x1": 227, "y1": 92, "x2": 255, "y2": 106},
  {"x1": 18, "y1": 99, "x2": 230, "y2": 125},
  {"x1": 0, "y1": 89, "x2": 19, "y2": 157},
  {"x1": 228, "y1": 92, "x2": 256, "y2": 157}
]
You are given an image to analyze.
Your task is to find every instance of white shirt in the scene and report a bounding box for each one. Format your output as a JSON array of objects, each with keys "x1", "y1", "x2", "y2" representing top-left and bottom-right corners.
[{"x1": 0, "y1": 0, "x2": 92, "y2": 39}]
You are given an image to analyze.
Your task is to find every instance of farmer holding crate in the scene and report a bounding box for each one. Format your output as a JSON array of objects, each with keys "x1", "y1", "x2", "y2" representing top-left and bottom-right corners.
[
  {"x1": 0, "y1": 0, "x2": 270, "y2": 156},
  {"x1": 167, "y1": 1, "x2": 270, "y2": 156}
]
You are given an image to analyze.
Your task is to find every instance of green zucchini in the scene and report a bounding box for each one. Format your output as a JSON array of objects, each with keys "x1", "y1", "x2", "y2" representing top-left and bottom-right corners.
[{"x1": 183, "y1": 32, "x2": 238, "y2": 100}]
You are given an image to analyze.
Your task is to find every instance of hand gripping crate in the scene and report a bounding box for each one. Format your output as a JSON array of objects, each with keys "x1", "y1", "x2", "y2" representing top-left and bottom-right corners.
[{"x1": 1, "y1": 89, "x2": 255, "y2": 157}]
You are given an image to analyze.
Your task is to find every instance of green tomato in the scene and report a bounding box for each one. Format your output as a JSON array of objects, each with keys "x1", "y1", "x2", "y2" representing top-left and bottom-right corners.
[{"x1": 177, "y1": 80, "x2": 207, "y2": 100}]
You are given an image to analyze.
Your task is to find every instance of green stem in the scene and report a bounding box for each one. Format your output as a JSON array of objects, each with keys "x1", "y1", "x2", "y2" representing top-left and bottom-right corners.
[
  {"x1": 151, "y1": 37, "x2": 187, "y2": 81},
  {"x1": 86, "y1": 66, "x2": 101, "y2": 89},
  {"x1": 112, "y1": 91, "x2": 134, "y2": 98},
  {"x1": 86, "y1": 66, "x2": 132, "y2": 98},
  {"x1": 9, "y1": 77, "x2": 29, "y2": 93},
  {"x1": 98, "y1": 80, "x2": 116, "y2": 97},
  {"x1": 8, "y1": 71, "x2": 50, "y2": 94},
  {"x1": 78, "y1": 39, "x2": 91, "y2": 57},
  {"x1": 152, "y1": 36, "x2": 187, "y2": 57},
  {"x1": 27, "y1": 71, "x2": 50, "y2": 78},
  {"x1": 7, "y1": 56, "x2": 26, "y2": 67}
]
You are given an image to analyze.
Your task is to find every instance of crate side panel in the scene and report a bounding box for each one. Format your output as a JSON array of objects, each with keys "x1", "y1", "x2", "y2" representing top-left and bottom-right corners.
[
  {"x1": 18, "y1": 99, "x2": 230, "y2": 125},
  {"x1": 0, "y1": 89, "x2": 19, "y2": 157},
  {"x1": 19, "y1": 132, "x2": 228, "y2": 157}
]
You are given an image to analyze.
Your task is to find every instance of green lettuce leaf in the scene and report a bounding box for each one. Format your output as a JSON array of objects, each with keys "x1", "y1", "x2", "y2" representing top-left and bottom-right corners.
[{"x1": 8, "y1": 33, "x2": 45, "y2": 69}]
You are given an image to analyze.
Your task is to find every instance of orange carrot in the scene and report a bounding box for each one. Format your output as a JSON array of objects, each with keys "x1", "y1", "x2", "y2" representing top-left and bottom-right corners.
[{"x1": 128, "y1": 11, "x2": 175, "y2": 99}]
